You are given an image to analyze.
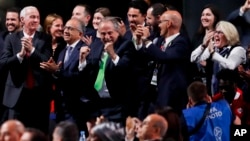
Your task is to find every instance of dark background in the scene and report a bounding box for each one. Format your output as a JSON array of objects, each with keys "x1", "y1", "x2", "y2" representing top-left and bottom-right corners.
[{"x1": 0, "y1": 0, "x2": 246, "y2": 40}]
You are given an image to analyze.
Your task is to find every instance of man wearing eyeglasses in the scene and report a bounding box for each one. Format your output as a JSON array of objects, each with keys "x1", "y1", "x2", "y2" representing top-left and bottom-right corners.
[
  {"x1": 40, "y1": 18, "x2": 90, "y2": 135},
  {"x1": 134, "y1": 10, "x2": 192, "y2": 116}
]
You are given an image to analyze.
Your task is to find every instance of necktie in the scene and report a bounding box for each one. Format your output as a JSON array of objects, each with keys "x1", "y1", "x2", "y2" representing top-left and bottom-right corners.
[
  {"x1": 160, "y1": 40, "x2": 165, "y2": 51},
  {"x1": 94, "y1": 52, "x2": 108, "y2": 91},
  {"x1": 64, "y1": 46, "x2": 73, "y2": 64},
  {"x1": 25, "y1": 51, "x2": 35, "y2": 89}
]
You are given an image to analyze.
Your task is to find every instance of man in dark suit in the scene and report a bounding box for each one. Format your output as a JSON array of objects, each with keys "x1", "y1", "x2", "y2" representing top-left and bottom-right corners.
[
  {"x1": 134, "y1": 10, "x2": 192, "y2": 115},
  {"x1": 72, "y1": 4, "x2": 95, "y2": 38},
  {"x1": 79, "y1": 17, "x2": 137, "y2": 126},
  {"x1": 0, "y1": 7, "x2": 22, "y2": 124},
  {"x1": 40, "y1": 18, "x2": 89, "y2": 134},
  {"x1": 0, "y1": 6, "x2": 52, "y2": 134}
]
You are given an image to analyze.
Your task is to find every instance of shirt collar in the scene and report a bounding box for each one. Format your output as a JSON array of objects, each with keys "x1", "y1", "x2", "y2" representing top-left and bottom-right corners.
[
  {"x1": 67, "y1": 39, "x2": 80, "y2": 49},
  {"x1": 23, "y1": 31, "x2": 35, "y2": 38},
  {"x1": 165, "y1": 32, "x2": 180, "y2": 45}
]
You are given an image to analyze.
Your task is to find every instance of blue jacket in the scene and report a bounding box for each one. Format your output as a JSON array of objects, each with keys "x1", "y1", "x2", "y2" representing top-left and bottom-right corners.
[{"x1": 182, "y1": 100, "x2": 233, "y2": 141}]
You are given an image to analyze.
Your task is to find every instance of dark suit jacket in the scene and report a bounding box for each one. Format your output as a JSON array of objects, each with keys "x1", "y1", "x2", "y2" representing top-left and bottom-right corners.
[
  {"x1": 143, "y1": 34, "x2": 191, "y2": 113},
  {"x1": 227, "y1": 8, "x2": 250, "y2": 48},
  {"x1": 56, "y1": 40, "x2": 89, "y2": 105},
  {"x1": 0, "y1": 31, "x2": 52, "y2": 108},
  {"x1": 86, "y1": 37, "x2": 136, "y2": 101}
]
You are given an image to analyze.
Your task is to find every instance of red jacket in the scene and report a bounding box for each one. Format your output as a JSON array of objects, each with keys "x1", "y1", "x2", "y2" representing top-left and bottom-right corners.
[{"x1": 212, "y1": 87, "x2": 244, "y2": 118}]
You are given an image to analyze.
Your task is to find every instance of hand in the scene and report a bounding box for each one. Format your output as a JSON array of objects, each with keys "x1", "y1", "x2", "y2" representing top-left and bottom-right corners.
[
  {"x1": 118, "y1": 20, "x2": 126, "y2": 36},
  {"x1": 133, "y1": 25, "x2": 144, "y2": 45},
  {"x1": 21, "y1": 37, "x2": 34, "y2": 53},
  {"x1": 202, "y1": 30, "x2": 214, "y2": 47},
  {"x1": 199, "y1": 60, "x2": 207, "y2": 67},
  {"x1": 18, "y1": 45, "x2": 26, "y2": 58},
  {"x1": 82, "y1": 35, "x2": 92, "y2": 46},
  {"x1": 95, "y1": 115, "x2": 106, "y2": 125},
  {"x1": 186, "y1": 98, "x2": 193, "y2": 108},
  {"x1": 142, "y1": 26, "x2": 150, "y2": 40},
  {"x1": 40, "y1": 57, "x2": 62, "y2": 73},
  {"x1": 104, "y1": 42, "x2": 116, "y2": 60},
  {"x1": 130, "y1": 23, "x2": 137, "y2": 34},
  {"x1": 125, "y1": 116, "x2": 141, "y2": 140},
  {"x1": 238, "y1": 65, "x2": 245, "y2": 73},
  {"x1": 241, "y1": 0, "x2": 250, "y2": 12},
  {"x1": 208, "y1": 39, "x2": 215, "y2": 53},
  {"x1": 79, "y1": 46, "x2": 90, "y2": 63}
]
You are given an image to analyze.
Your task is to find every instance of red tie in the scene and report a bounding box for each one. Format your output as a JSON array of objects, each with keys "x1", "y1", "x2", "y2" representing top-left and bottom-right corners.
[{"x1": 25, "y1": 52, "x2": 35, "y2": 89}]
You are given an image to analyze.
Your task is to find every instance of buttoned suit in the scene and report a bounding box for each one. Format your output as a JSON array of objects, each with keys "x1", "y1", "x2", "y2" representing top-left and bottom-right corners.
[
  {"x1": 0, "y1": 30, "x2": 52, "y2": 133},
  {"x1": 142, "y1": 34, "x2": 192, "y2": 115},
  {"x1": 85, "y1": 36, "x2": 137, "y2": 124},
  {"x1": 56, "y1": 40, "x2": 89, "y2": 132}
]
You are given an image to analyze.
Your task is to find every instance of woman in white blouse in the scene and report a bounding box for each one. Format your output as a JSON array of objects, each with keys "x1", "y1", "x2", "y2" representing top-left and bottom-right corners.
[{"x1": 191, "y1": 20, "x2": 246, "y2": 94}]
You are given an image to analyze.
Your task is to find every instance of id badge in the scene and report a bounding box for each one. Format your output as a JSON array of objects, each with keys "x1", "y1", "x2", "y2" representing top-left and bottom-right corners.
[{"x1": 150, "y1": 68, "x2": 158, "y2": 85}]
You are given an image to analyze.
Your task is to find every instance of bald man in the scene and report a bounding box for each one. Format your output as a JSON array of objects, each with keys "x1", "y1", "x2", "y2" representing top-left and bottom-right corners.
[
  {"x1": 0, "y1": 119, "x2": 25, "y2": 141},
  {"x1": 136, "y1": 114, "x2": 168, "y2": 141},
  {"x1": 134, "y1": 10, "x2": 192, "y2": 115}
]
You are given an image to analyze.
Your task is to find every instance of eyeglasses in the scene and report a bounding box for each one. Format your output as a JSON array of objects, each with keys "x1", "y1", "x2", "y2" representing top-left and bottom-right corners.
[
  {"x1": 214, "y1": 30, "x2": 224, "y2": 34},
  {"x1": 159, "y1": 20, "x2": 169, "y2": 24},
  {"x1": 63, "y1": 26, "x2": 81, "y2": 32}
]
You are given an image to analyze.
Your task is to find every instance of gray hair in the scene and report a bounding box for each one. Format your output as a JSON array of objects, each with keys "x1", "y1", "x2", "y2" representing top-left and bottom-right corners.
[
  {"x1": 98, "y1": 16, "x2": 120, "y2": 32},
  {"x1": 216, "y1": 21, "x2": 240, "y2": 46},
  {"x1": 91, "y1": 122, "x2": 125, "y2": 141},
  {"x1": 20, "y1": 6, "x2": 38, "y2": 18}
]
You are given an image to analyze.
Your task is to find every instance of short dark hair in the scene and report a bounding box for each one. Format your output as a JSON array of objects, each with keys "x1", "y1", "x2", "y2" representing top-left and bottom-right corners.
[
  {"x1": 25, "y1": 128, "x2": 48, "y2": 141},
  {"x1": 150, "y1": 3, "x2": 166, "y2": 17},
  {"x1": 54, "y1": 121, "x2": 79, "y2": 141},
  {"x1": 6, "y1": 7, "x2": 21, "y2": 14},
  {"x1": 75, "y1": 4, "x2": 92, "y2": 16},
  {"x1": 187, "y1": 81, "x2": 207, "y2": 102},
  {"x1": 91, "y1": 122, "x2": 125, "y2": 141},
  {"x1": 128, "y1": 0, "x2": 149, "y2": 15}
]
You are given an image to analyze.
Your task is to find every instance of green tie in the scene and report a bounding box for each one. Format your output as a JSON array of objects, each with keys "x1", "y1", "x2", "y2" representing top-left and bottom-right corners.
[{"x1": 94, "y1": 52, "x2": 108, "y2": 91}]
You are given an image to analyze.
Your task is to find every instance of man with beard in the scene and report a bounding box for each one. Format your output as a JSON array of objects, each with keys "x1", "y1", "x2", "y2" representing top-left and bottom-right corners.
[
  {"x1": 0, "y1": 7, "x2": 22, "y2": 124},
  {"x1": 0, "y1": 7, "x2": 22, "y2": 48}
]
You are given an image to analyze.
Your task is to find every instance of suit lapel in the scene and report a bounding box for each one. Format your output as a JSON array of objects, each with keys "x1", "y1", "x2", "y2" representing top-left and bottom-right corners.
[
  {"x1": 32, "y1": 32, "x2": 45, "y2": 50},
  {"x1": 63, "y1": 40, "x2": 83, "y2": 69}
]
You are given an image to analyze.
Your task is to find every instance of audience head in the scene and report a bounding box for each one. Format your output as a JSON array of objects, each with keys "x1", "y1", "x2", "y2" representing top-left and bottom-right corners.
[
  {"x1": 0, "y1": 119, "x2": 25, "y2": 141},
  {"x1": 63, "y1": 18, "x2": 84, "y2": 44},
  {"x1": 72, "y1": 4, "x2": 92, "y2": 27},
  {"x1": 187, "y1": 81, "x2": 210, "y2": 106},
  {"x1": 20, "y1": 6, "x2": 40, "y2": 34},
  {"x1": 20, "y1": 128, "x2": 47, "y2": 141},
  {"x1": 155, "y1": 106, "x2": 182, "y2": 141},
  {"x1": 199, "y1": 4, "x2": 221, "y2": 34},
  {"x1": 127, "y1": 0, "x2": 149, "y2": 26},
  {"x1": 44, "y1": 13, "x2": 63, "y2": 38},
  {"x1": 92, "y1": 7, "x2": 111, "y2": 30},
  {"x1": 216, "y1": 69, "x2": 239, "y2": 103},
  {"x1": 5, "y1": 7, "x2": 21, "y2": 32},
  {"x1": 52, "y1": 121, "x2": 79, "y2": 141},
  {"x1": 136, "y1": 114, "x2": 168, "y2": 141},
  {"x1": 98, "y1": 17, "x2": 121, "y2": 44},
  {"x1": 105, "y1": 16, "x2": 126, "y2": 37},
  {"x1": 214, "y1": 21, "x2": 240, "y2": 48},
  {"x1": 87, "y1": 121, "x2": 125, "y2": 141},
  {"x1": 247, "y1": 45, "x2": 250, "y2": 62},
  {"x1": 146, "y1": 3, "x2": 166, "y2": 29},
  {"x1": 159, "y1": 10, "x2": 182, "y2": 37}
]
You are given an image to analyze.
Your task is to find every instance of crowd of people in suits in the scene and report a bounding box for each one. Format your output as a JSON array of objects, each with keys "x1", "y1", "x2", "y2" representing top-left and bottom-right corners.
[{"x1": 0, "y1": 0, "x2": 250, "y2": 141}]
